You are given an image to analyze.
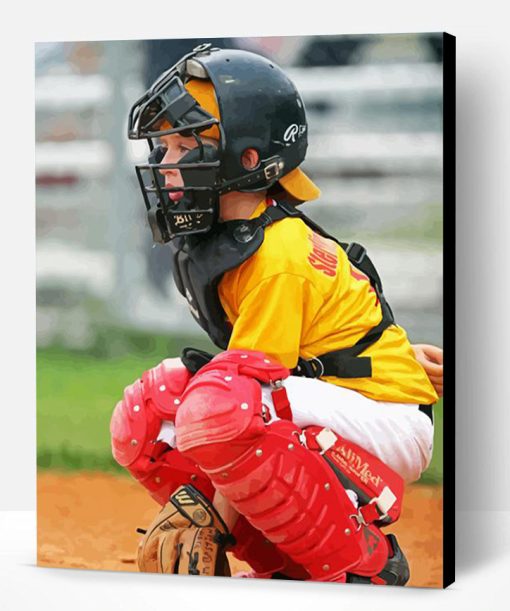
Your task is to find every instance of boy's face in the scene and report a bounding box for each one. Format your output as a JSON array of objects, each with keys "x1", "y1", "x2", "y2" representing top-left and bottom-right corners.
[
  {"x1": 157, "y1": 133, "x2": 218, "y2": 203},
  {"x1": 157, "y1": 134, "x2": 262, "y2": 221}
]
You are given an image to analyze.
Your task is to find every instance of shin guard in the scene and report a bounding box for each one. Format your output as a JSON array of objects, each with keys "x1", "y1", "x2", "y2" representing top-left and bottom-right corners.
[{"x1": 175, "y1": 350, "x2": 401, "y2": 582}]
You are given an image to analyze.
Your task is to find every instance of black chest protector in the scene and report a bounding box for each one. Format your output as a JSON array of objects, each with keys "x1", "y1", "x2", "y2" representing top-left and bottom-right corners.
[
  {"x1": 169, "y1": 218, "x2": 266, "y2": 350},
  {"x1": 169, "y1": 200, "x2": 395, "y2": 380}
]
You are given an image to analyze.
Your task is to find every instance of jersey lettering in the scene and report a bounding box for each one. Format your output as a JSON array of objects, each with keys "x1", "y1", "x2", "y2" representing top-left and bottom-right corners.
[
  {"x1": 307, "y1": 232, "x2": 338, "y2": 277},
  {"x1": 350, "y1": 266, "x2": 379, "y2": 305}
]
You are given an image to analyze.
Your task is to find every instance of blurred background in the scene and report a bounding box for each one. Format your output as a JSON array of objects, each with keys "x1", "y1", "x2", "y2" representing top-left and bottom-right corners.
[{"x1": 36, "y1": 33, "x2": 443, "y2": 481}]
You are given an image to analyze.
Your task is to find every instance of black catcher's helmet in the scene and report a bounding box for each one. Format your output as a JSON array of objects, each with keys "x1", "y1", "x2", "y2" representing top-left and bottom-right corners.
[{"x1": 128, "y1": 43, "x2": 319, "y2": 242}]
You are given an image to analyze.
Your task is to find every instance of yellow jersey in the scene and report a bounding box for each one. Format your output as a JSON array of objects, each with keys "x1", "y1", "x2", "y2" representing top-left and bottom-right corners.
[{"x1": 218, "y1": 199, "x2": 438, "y2": 405}]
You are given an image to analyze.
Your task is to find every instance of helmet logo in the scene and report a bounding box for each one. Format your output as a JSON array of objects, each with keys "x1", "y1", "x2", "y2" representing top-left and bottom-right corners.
[{"x1": 283, "y1": 124, "x2": 306, "y2": 143}]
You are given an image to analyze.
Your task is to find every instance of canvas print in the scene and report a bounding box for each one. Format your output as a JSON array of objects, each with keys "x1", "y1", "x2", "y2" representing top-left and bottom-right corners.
[{"x1": 36, "y1": 33, "x2": 452, "y2": 587}]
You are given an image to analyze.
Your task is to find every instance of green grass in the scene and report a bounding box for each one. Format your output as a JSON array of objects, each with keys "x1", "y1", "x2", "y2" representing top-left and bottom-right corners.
[
  {"x1": 37, "y1": 350, "x2": 151, "y2": 471},
  {"x1": 37, "y1": 338, "x2": 444, "y2": 484},
  {"x1": 37, "y1": 328, "x2": 216, "y2": 472}
]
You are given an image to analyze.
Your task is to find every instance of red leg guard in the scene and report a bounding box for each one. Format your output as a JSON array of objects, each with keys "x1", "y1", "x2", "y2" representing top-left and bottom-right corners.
[
  {"x1": 109, "y1": 355, "x2": 302, "y2": 578},
  {"x1": 110, "y1": 359, "x2": 214, "y2": 505},
  {"x1": 231, "y1": 516, "x2": 308, "y2": 580},
  {"x1": 175, "y1": 350, "x2": 397, "y2": 582}
]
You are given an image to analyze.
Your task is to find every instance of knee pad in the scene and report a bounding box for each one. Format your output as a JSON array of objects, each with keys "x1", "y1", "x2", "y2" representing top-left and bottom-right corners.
[
  {"x1": 176, "y1": 349, "x2": 290, "y2": 468},
  {"x1": 110, "y1": 359, "x2": 214, "y2": 505}
]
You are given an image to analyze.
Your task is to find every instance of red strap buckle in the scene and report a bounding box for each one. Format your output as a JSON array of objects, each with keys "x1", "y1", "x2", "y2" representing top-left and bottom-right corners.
[
  {"x1": 358, "y1": 502, "x2": 382, "y2": 526},
  {"x1": 145, "y1": 440, "x2": 170, "y2": 461},
  {"x1": 270, "y1": 380, "x2": 293, "y2": 421}
]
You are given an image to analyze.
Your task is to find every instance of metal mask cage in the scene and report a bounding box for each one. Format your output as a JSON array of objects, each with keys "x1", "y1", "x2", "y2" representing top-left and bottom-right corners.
[
  {"x1": 127, "y1": 50, "x2": 222, "y2": 142},
  {"x1": 127, "y1": 45, "x2": 226, "y2": 240},
  {"x1": 135, "y1": 147, "x2": 221, "y2": 214},
  {"x1": 135, "y1": 142, "x2": 221, "y2": 241}
]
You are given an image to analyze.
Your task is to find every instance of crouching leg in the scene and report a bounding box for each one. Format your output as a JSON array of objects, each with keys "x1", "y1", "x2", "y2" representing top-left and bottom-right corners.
[
  {"x1": 175, "y1": 350, "x2": 409, "y2": 584},
  {"x1": 109, "y1": 356, "x2": 308, "y2": 577}
]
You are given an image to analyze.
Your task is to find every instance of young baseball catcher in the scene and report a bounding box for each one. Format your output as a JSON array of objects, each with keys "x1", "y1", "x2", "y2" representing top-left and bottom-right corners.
[{"x1": 110, "y1": 43, "x2": 443, "y2": 584}]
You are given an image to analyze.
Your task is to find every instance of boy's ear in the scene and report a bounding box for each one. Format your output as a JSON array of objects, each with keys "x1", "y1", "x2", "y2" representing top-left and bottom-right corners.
[{"x1": 241, "y1": 148, "x2": 260, "y2": 170}]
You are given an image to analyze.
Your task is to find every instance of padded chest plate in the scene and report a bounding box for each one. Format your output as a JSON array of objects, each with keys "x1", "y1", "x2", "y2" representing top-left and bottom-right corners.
[{"x1": 170, "y1": 219, "x2": 266, "y2": 348}]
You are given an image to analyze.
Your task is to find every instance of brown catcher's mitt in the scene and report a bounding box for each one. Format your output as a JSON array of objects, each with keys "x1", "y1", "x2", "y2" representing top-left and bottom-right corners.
[{"x1": 137, "y1": 484, "x2": 234, "y2": 576}]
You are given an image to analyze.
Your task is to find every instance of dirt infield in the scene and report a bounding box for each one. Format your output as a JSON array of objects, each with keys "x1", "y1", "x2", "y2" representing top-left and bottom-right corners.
[{"x1": 37, "y1": 472, "x2": 443, "y2": 587}]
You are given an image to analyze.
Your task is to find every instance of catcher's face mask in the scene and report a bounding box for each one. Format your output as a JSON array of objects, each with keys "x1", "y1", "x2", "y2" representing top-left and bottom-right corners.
[{"x1": 128, "y1": 45, "x2": 223, "y2": 242}]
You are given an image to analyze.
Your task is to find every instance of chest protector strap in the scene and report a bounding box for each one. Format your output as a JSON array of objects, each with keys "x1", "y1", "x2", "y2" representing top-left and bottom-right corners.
[{"x1": 258, "y1": 202, "x2": 395, "y2": 380}]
